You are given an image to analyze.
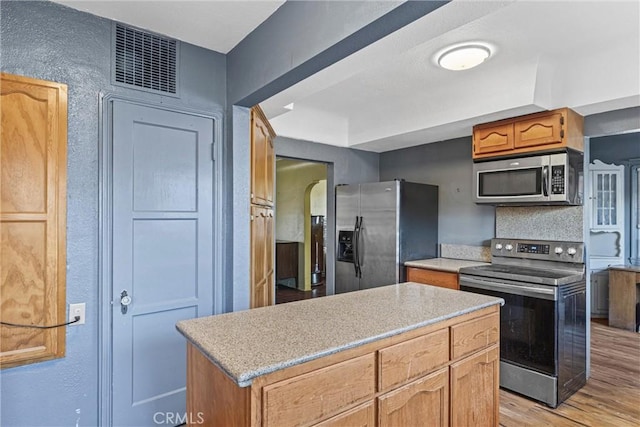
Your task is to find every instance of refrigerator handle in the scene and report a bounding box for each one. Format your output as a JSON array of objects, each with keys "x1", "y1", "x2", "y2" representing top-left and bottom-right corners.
[
  {"x1": 353, "y1": 216, "x2": 360, "y2": 278},
  {"x1": 355, "y1": 216, "x2": 363, "y2": 278}
]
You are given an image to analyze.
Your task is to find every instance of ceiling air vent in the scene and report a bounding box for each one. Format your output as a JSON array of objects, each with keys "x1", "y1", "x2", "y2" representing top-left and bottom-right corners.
[{"x1": 113, "y1": 23, "x2": 178, "y2": 95}]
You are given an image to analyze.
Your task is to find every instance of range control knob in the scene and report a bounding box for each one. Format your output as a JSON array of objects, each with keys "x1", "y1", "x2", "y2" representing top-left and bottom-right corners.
[
  {"x1": 495, "y1": 243, "x2": 503, "y2": 250},
  {"x1": 567, "y1": 247, "x2": 577, "y2": 256},
  {"x1": 554, "y1": 247, "x2": 564, "y2": 255},
  {"x1": 505, "y1": 244, "x2": 513, "y2": 251}
]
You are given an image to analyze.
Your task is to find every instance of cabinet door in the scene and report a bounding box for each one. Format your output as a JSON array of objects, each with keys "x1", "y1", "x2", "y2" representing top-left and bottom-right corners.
[
  {"x1": 514, "y1": 111, "x2": 564, "y2": 149},
  {"x1": 1, "y1": 73, "x2": 67, "y2": 368},
  {"x1": 378, "y1": 367, "x2": 449, "y2": 427},
  {"x1": 450, "y1": 345, "x2": 499, "y2": 427},
  {"x1": 251, "y1": 206, "x2": 274, "y2": 308},
  {"x1": 251, "y1": 108, "x2": 274, "y2": 207},
  {"x1": 473, "y1": 122, "x2": 514, "y2": 156}
]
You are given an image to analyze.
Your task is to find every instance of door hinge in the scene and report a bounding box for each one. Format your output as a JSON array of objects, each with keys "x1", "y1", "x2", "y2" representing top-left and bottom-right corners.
[
  {"x1": 560, "y1": 116, "x2": 564, "y2": 125},
  {"x1": 211, "y1": 142, "x2": 215, "y2": 161},
  {"x1": 560, "y1": 129, "x2": 565, "y2": 139}
]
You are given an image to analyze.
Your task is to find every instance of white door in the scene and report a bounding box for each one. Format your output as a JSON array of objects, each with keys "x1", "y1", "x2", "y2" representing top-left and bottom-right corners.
[{"x1": 111, "y1": 101, "x2": 214, "y2": 426}]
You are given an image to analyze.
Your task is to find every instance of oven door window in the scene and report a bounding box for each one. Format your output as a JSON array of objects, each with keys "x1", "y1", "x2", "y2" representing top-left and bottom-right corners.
[
  {"x1": 479, "y1": 167, "x2": 542, "y2": 197},
  {"x1": 461, "y1": 286, "x2": 557, "y2": 376}
]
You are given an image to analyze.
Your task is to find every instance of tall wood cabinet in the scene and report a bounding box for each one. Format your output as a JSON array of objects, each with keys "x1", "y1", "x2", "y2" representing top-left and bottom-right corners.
[
  {"x1": 250, "y1": 106, "x2": 276, "y2": 308},
  {"x1": 1, "y1": 73, "x2": 68, "y2": 368}
]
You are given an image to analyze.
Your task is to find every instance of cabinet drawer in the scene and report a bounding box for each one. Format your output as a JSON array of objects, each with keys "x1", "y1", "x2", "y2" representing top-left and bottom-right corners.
[
  {"x1": 407, "y1": 267, "x2": 459, "y2": 290},
  {"x1": 313, "y1": 401, "x2": 375, "y2": 427},
  {"x1": 263, "y1": 353, "x2": 376, "y2": 427},
  {"x1": 378, "y1": 328, "x2": 449, "y2": 392},
  {"x1": 451, "y1": 313, "x2": 499, "y2": 360}
]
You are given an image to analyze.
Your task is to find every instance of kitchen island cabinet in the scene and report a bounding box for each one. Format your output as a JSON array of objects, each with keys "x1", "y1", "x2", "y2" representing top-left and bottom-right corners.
[{"x1": 177, "y1": 283, "x2": 502, "y2": 426}]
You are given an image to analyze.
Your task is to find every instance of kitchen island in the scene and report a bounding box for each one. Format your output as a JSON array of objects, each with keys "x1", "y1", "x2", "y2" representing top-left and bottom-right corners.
[{"x1": 176, "y1": 282, "x2": 503, "y2": 427}]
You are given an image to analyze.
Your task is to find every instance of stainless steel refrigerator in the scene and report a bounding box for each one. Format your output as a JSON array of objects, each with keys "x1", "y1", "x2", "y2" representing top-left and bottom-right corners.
[{"x1": 335, "y1": 180, "x2": 438, "y2": 293}]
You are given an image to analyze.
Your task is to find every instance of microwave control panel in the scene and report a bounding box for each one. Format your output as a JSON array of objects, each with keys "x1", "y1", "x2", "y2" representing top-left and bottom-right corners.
[{"x1": 551, "y1": 165, "x2": 565, "y2": 194}]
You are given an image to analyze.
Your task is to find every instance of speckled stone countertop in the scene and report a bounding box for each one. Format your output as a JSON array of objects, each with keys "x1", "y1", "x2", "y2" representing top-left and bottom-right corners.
[
  {"x1": 176, "y1": 282, "x2": 503, "y2": 387},
  {"x1": 404, "y1": 258, "x2": 490, "y2": 272}
]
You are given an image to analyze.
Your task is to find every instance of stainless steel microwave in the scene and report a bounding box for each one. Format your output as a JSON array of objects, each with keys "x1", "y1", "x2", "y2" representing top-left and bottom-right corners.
[{"x1": 473, "y1": 150, "x2": 583, "y2": 205}]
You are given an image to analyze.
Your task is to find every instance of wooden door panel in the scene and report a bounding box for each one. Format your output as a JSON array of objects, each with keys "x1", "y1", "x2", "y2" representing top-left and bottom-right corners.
[
  {"x1": 450, "y1": 345, "x2": 499, "y2": 427},
  {"x1": 378, "y1": 367, "x2": 449, "y2": 427},
  {"x1": 1, "y1": 73, "x2": 67, "y2": 368},
  {"x1": 514, "y1": 112, "x2": 563, "y2": 148},
  {"x1": 473, "y1": 123, "x2": 514, "y2": 155}
]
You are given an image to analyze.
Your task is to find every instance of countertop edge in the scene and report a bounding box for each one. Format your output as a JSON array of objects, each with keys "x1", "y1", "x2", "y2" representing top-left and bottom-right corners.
[{"x1": 177, "y1": 299, "x2": 503, "y2": 387}]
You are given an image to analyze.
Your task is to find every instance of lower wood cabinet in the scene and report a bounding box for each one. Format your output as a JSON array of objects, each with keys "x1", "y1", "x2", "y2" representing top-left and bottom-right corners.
[
  {"x1": 406, "y1": 267, "x2": 459, "y2": 290},
  {"x1": 186, "y1": 305, "x2": 500, "y2": 427},
  {"x1": 378, "y1": 367, "x2": 449, "y2": 427},
  {"x1": 450, "y1": 345, "x2": 500, "y2": 427}
]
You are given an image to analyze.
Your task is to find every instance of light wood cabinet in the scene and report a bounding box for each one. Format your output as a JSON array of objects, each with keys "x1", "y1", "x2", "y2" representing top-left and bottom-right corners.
[
  {"x1": 378, "y1": 367, "x2": 449, "y2": 427},
  {"x1": 250, "y1": 205, "x2": 274, "y2": 309},
  {"x1": 186, "y1": 305, "x2": 500, "y2": 427},
  {"x1": 450, "y1": 345, "x2": 500, "y2": 427},
  {"x1": 250, "y1": 106, "x2": 276, "y2": 308},
  {"x1": 472, "y1": 108, "x2": 583, "y2": 160},
  {"x1": 406, "y1": 267, "x2": 459, "y2": 290},
  {"x1": 251, "y1": 106, "x2": 275, "y2": 207},
  {"x1": 1, "y1": 73, "x2": 68, "y2": 369}
]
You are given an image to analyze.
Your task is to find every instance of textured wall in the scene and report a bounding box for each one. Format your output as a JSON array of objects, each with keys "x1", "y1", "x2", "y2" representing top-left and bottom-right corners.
[
  {"x1": 0, "y1": 2, "x2": 226, "y2": 426},
  {"x1": 379, "y1": 136, "x2": 495, "y2": 246},
  {"x1": 275, "y1": 136, "x2": 380, "y2": 295},
  {"x1": 276, "y1": 161, "x2": 327, "y2": 242}
]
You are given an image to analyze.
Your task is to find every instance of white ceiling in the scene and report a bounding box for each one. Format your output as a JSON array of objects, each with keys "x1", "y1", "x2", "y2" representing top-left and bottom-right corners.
[
  {"x1": 51, "y1": 0, "x2": 286, "y2": 54},
  {"x1": 52, "y1": 0, "x2": 640, "y2": 153}
]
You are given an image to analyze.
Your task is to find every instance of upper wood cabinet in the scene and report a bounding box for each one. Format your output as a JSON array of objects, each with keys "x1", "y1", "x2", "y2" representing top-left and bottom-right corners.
[
  {"x1": 473, "y1": 108, "x2": 584, "y2": 160},
  {"x1": 251, "y1": 106, "x2": 275, "y2": 207},
  {"x1": 1, "y1": 73, "x2": 68, "y2": 368}
]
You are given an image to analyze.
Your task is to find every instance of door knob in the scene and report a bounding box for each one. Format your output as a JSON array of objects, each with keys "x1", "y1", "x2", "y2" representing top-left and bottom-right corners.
[{"x1": 120, "y1": 290, "x2": 132, "y2": 314}]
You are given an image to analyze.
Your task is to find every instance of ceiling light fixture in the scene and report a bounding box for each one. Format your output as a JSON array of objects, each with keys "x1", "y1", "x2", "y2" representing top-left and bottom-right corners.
[
  {"x1": 284, "y1": 102, "x2": 294, "y2": 111},
  {"x1": 437, "y1": 43, "x2": 492, "y2": 71}
]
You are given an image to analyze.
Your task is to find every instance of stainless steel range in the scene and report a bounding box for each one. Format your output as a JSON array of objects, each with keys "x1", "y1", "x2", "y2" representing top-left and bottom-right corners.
[{"x1": 459, "y1": 238, "x2": 586, "y2": 408}]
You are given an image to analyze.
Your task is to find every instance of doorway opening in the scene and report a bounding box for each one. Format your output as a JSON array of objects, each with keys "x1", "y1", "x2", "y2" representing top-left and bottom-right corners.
[{"x1": 275, "y1": 157, "x2": 328, "y2": 304}]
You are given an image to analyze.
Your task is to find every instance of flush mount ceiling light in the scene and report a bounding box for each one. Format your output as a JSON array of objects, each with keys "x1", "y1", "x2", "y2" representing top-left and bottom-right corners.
[{"x1": 437, "y1": 43, "x2": 492, "y2": 71}]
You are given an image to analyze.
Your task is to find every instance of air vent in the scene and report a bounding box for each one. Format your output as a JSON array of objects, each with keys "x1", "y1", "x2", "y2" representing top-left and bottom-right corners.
[{"x1": 114, "y1": 24, "x2": 178, "y2": 95}]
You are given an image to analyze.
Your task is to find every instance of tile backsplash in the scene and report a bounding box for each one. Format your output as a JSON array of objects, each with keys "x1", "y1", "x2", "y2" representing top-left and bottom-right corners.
[
  {"x1": 496, "y1": 206, "x2": 584, "y2": 242},
  {"x1": 440, "y1": 244, "x2": 491, "y2": 262}
]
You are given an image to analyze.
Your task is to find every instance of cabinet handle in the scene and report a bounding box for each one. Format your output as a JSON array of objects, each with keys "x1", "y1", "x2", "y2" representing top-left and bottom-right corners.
[{"x1": 260, "y1": 212, "x2": 266, "y2": 217}]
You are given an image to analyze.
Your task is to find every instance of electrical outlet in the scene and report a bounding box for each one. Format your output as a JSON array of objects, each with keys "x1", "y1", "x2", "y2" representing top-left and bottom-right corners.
[{"x1": 69, "y1": 303, "x2": 86, "y2": 326}]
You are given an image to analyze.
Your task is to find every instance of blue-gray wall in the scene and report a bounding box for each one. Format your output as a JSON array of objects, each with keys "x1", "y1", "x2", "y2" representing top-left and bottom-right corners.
[
  {"x1": 589, "y1": 132, "x2": 640, "y2": 261},
  {"x1": 0, "y1": 2, "x2": 226, "y2": 426},
  {"x1": 275, "y1": 136, "x2": 380, "y2": 295},
  {"x1": 379, "y1": 136, "x2": 495, "y2": 246}
]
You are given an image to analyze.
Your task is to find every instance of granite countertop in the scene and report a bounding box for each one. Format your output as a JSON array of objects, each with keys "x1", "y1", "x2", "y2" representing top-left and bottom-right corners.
[
  {"x1": 404, "y1": 258, "x2": 490, "y2": 273},
  {"x1": 176, "y1": 283, "x2": 503, "y2": 387}
]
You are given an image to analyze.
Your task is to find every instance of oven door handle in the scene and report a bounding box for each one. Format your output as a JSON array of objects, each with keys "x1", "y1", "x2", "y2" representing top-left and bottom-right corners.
[{"x1": 460, "y1": 276, "x2": 557, "y2": 300}]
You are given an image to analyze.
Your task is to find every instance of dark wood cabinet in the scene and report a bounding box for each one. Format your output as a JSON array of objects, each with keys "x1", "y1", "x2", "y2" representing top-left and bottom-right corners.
[{"x1": 276, "y1": 241, "x2": 300, "y2": 288}]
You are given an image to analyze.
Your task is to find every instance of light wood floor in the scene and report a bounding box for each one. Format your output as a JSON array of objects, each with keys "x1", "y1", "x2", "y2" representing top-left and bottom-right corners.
[{"x1": 500, "y1": 322, "x2": 640, "y2": 426}]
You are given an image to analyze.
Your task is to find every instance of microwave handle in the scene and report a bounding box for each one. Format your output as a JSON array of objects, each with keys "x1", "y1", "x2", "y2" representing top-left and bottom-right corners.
[{"x1": 542, "y1": 165, "x2": 549, "y2": 197}]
